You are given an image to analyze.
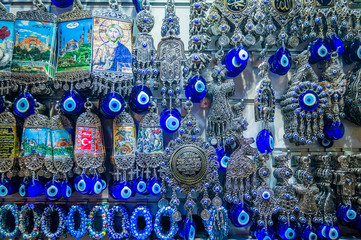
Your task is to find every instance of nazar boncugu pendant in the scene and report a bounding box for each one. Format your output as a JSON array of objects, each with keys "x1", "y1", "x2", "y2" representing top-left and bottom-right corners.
[
  {"x1": 0, "y1": 3, "x2": 15, "y2": 96},
  {"x1": 55, "y1": 0, "x2": 93, "y2": 92},
  {"x1": 0, "y1": 99, "x2": 19, "y2": 197},
  {"x1": 11, "y1": 0, "x2": 57, "y2": 96},
  {"x1": 160, "y1": 100, "x2": 225, "y2": 238}
]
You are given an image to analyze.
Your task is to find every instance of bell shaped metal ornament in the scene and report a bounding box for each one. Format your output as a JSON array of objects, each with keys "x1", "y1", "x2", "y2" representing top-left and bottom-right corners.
[
  {"x1": 55, "y1": 0, "x2": 93, "y2": 92},
  {"x1": 0, "y1": 3, "x2": 15, "y2": 96},
  {"x1": 91, "y1": 0, "x2": 133, "y2": 96},
  {"x1": 11, "y1": 0, "x2": 57, "y2": 95},
  {"x1": 73, "y1": 99, "x2": 105, "y2": 194},
  {"x1": 19, "y1": 101, "x2": 50, "y2": 197},
  {"x1": 0, "y1": 100, "x2": 19, "y2": 196}
]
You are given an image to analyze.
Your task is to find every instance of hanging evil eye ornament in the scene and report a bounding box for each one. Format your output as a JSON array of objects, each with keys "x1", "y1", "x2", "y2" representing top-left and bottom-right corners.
[
  {"x1": 100, "y1": 91, "x2": 125, "y2": 118},
  {"x1": 255, "y1": 226, "x2": 275, "y2": 240},
  {"x1": 256, "y1": 129, "x2": 274, "y2": 154},
  {"x1": 277, "y1": 222, "x2": 297, "y2": 240},
  {"x1": 337, "y1": 205, "x2": 357, "y2": 224},
  {"x1": 300, "y1": 225, "x2": 318, "y2": 240},
  {"x1": 129, "y1": 84, "x2": 152, "y2": 114},
  {"x1": 44, "y1": 179, "x2": 62, "y2": 201},
  {"x1": 179, "y1": 218, "x2": 196, "y2": 240},
  {"x1": 61, "y1": 180, "x2": 72, "y2": 199},
  {"x1": 13, "y1": 90, "x2": 35, "y2": 118},
  {"x1": 111, "y1": 107, "x2": 136, "y2": 199},
  {"x1": 344, "y1": 39, "x2": 361, "y2": 64},
  {"x1": 133, "y1": 176, "x2": 148, "y2": 195},
  {"x1": 324, "y1": 121, "x2": 345, "y2": 140},
  {"x1": 329, "y1": 35, "x2": 344, "y2": 56},
  {"x1": 147, "y1": 176, "x2": 161, "y2": 196},
  {"x1": 215, "y1": 146, "x2": 231, "y2": 171},
  {"x1": 223, "y1": 47, "x2": 249, "y2": 77},
  {"x1": 89, "y1": 175, "x2": 104, "y2": 195},
  {"x1": 0, "y1": 3, "x2": 15, "y2": 96},
  {"x1": 55, "y1": 0, "x2": 92, "y2": 92},
  {"x1": 230, "y1": 203, "x2": 251, "y2": 227},
  {"x1": 203, "y1": 206, "x2": 229, "y2": 240},
  {"x1": 160, "y1": 107, "x2": 181, "y2": 134},
  {"x1": 268, "y1": 47, "x2": 292, "y2": 76},
  {"x1": 60, "y1": 89, "x2": 83, "y2": 115},
  {"x1": 308, "y1": 38, "x2": 331, "y2": 64},
  {"x1": 73, "y1": 99, "x2": 105, "y2": 194},
  {"x1": 51, "y1": 0, "x2": 74, "y2": 8},
  {"x1": 74, "y1": 173, "x2": 90, "y2": 194},
  {"x1": 12, "y1": 0, "x2": 57, "y2": 95},
  {"x1": 185, "y1": 75, "x2": 207, "y2": 103}
]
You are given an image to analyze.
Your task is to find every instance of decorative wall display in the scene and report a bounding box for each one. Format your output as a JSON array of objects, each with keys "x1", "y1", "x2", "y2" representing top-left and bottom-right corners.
[{"x1": 345, "y1": 67, "x2": 361, "y2": 125}]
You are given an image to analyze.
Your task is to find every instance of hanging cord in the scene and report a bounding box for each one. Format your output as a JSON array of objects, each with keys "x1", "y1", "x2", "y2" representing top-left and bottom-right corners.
[
  {"x1": 109, "y1": 0, "x2": 119, "y2": 11},
  {"x1": 33, "y1": 0, "x2": 47, "y2": 11}
]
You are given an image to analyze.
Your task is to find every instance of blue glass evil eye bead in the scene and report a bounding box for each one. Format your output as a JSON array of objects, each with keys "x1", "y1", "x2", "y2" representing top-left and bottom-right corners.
[
  {"x1": 27, "y1": 179, "x2": 44, "y2": 197},
  {"x1": 256, "y1": 129, "x2": 274, "y2": 154},
  {"x1": 318, "y1": 137, "x2": 334, "y2": 148},
  {"x1": 147, "y1": 176, "x2": 161, "y2": 196},
  {"x1": 317, "y1": 224, "x2": 329, "y2": 239},
  {"x1": 327, "y1": 226, "x2": 340, "y2": 240},
  {"x1": 309, "y1": 38, "x2": 331, "y2": 64},
  {"x1": 61, "y1": 90, "x2": 83, "y2": 115},
  {"x1": 100, "y1": 92, "x2": 125, "y2": 118},
  {"x1": 299, "y1": 90, "x2": 319, "y2": 111},
  {"x1": 179, "y1": 218, "x2": 196, "y2": 240},
  {"x1": 110, "y1": 181, "x2": 133, "y2": 200},
  {"x1": 14, "y1": 91, "x2": 35, "y2": 118},
  {"x1": 160, "y1": 107, "x2": 181, "y2": 134},
  {"x1": 301, "y1": 225, "x2": 318, "y2": 240},
  {"x1": 45, "y1": 180, "x2": 62, "y2": 201},
  {"x1": 133, "y1": 176, "x2": 148, "y2": 195},
  {"x1": 324, "y1": 121, "x2": 345, "y2": 140},
  {"x1": 223, "y1": 47, "x2": 248, "y2": 77},
  {"x1": 74, "y1": 174, "x2": 90, "y2": 194},
  {"x1": 278, "y1": 223, "x2": 296, "y2": 240},
  {"x1": 215, "y1": 147, "x2": 230, "y2": 171},
  {"x1": 0, "y1": 178, "x2": 11, "y2": 197},
  {"x1": 349, "y1": 39, "x2": 361, "y2": 63},
  {"x1": 329, "y1": 35, "x2": 344, "y2": 55},
  {"x1": 337, "y1": 205, "x2": 357, "y2": 223},
  {"x1": 230, "y1": 203, "x2": 251, "y2": 227},
  {"x1": 19, "y1": 179, "x2": 30, "y2": 197},
  {"x1": 51, "y1": 0, "x2": 74, "y2": 8},
  {"x1": 129, "y1": 84, "x2": 152, "y2": 114},
  {"x1": 185, "y1": 75, "x2": 207, "y2": 103},
  {"x1": 61, "y1": 180, "x2": 72, "y2": 199},
  {"x1": 256, "y1": 227, "x2": 275, "y2": 240},
  {"x1": 269, "y1": 47, "x2": 292, "y2": 76},
  {"x1": 89, "y1": 175, "x2": 104, "y2": 195}
]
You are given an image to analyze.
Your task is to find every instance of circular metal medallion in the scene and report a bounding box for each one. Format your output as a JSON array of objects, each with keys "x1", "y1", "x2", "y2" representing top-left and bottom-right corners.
[
  {"x1": 170, "y1": 145, "x2": 208, "y2": 185},
  {"x1": 272, "y1": 0, "x2": 294, "y2": 14},
  {"x1": 224, "y1": 0, "x2": 247, "y2": 13}
]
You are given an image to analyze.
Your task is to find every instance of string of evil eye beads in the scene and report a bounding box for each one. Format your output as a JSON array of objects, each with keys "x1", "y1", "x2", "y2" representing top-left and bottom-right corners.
[
  {"x1": 0, "y1": 204, "x2": 20, "y2": 238},
  {"x1": 203, "y1": 206, "x2": 230, "y2": 240},
  {"x1": 40, "y1": 204, "x2": 66, "y2": 239},
  {"x1": 66, "y1": 205, "x2": 89, "y2": 239},
  {"x1": 154, "y1": 206, "x2": 178, "y2": 240},
  {"x1": 107, "y1": 205, "x2": 130, "y2": 239},
  {"x1": 130, "y1": 205, "x2": 153, "y2": 240},
  {"x1": 19, "y1": 204, "x2": 41, "y2": 240},
  {"x1": 88, "y1": 205, "x2": 108, "y2": 239}
]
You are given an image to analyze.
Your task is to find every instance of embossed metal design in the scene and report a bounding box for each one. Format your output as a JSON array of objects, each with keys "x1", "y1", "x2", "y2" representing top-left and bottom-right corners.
[{"x1": 345, "y1": 67, "x2": 361, "y2": 125}]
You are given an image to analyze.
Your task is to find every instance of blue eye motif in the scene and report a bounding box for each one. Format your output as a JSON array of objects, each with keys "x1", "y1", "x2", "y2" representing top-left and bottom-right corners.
[
  {"x1": 262, "y1": 191, "x2": 271, "y2": 200},
  {"x1": 188, "y1": 224, "x2": 195, "y2": 240},
  {"x1": 100, "y1": 92, "x2": 125, "y2": 118},
  {"x1": 232, "y1": 57, "x2": 241, "y2": 67},
  {"x1": 133, "y1": 176, "x2": 148, "y2": 194},
  {"x1": 19, "y1": 183, "x2": 27, "y2": 197},
  {"x1": 185, "y1": 75, "x2": 207, "y2": 103},
  {"x1": 93, "y1": 180, "x2": 103, "y2": 195},
  {"x1": 318, "y1": 44, "x2": 328, "y2": 57},
  {"x1": 17, "y1": 98, "x2": 30, "y2": 113},
  {"x1": 180, "y1": 219, "x2": 196, "y2": 240},
  {"x1": 101, "y1": 179, "x2": 107, "y2": 190},
  {"x1": 61, "y1": 90, "x2": 83, "y2": 115},
  {"x1": 309, "y1": 232, "x2": 317, "y2": 240},
  {"x1": 328, "y1": 227, "x2": 339, "y2": 240},
  {"x1": 299, "y1": 90, "x2": 319, "y2": 111},
  {"x1": 129, "y1": 85, "x2": 153, "y2": 114},
  {"x1": 63, "y1": 97, "x2": 76, "y2": 112},
  {"x1": 346, "y1": 209, "x2": 357, "y2": 221},
  {"x1": 120, "y1": 183, "x2": 133, "y2": 200},
  {"x1": 238, "y1": 49, "x2": 249, "y2": 61},
  {"x1": 62, "y1": 181, "x2": 72, "y2": 199},
  {"x1": 319, "y1": 137, "x2": 333, "y2": 148},
  {"x1": 74, "y1": 175, "x2": 90, "y2": 194},
  {"x1": 195, "y1": 80, "x2": 205, "y2": 93},
  {"x1": 14, "y1": 91, "x2": 35, "y2": 118},
  {"x1": 0, "y1": 184, "x2": 8, "y2": 197},
  {"x1": 256, "y1": 129, "x2": 274, "y2": 154},
  {"x1": 221, "y1": 156, "x2": 229, "y2": 169},
  {"x1": 285, "y1": 227, "x2": 296, "y2": 239},
  {"x1": 269, "y1": 47, "x2": 292, "y2": 75},
  {"x1": 223, "y1": 47, "x2": 247, "y2": 77},
  {"x1": 138, "y1": 91, "x2": 150, "y2": 105},
  {"x1": 237, "y1": 210, "x2": 250, "y2": 226},
  {"x1": 137, "y1": 181, "x2": 147, "y2": 193},
  {"x1": 230, "y1": 203, "x2": 252, "y2": 227},
  {"x1": 147, "y1": 177, "x2": 162, "y2": 196},
  {"x1": 357, "y1": 46, "x2": 361, "y2": 59},
  {"x1": 45, "y1": 180, "x2": 61, "y2": 201},
  {"x1": 78, "y1": 180, "x2": 86, "y2": 192},
  {"x1": 281, "y1": 54, "x2": 289, "y2": 67},
  {"x1": 160, "y1": 108, "x2": 181, "y2": 134},
  {"x1": 109, "y1": 98, "x2": 122, "y2": 112}
]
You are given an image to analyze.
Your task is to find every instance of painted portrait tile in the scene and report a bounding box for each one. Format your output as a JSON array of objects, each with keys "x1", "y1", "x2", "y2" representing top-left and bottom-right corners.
[
  {"x1": 92, "y1": 17, "x2": 132, "y2": 74},
  {"x1": 0, "y1": 20, "x2": 14, "y2": 72}
]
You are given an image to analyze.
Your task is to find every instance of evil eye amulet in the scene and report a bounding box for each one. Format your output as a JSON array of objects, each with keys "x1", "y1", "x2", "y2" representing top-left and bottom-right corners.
[
  {"x1": 327, "y1": 226, "x2": 340, "y2": 240},
  {"x1": 277, "y1": 223, "x2": 296, "y2": 240},
  {"x1": 0, "y1": 178, "x2": 12, "y2": 197},
  {"x1": 269, "y1": 47, "x2": 292, "y2": 76},
  {"x1": 318, "y1": 137, "x2": 334, "y2": 148},
  {"x1": 337, "y1": 205, "x2": 357, "y2": 223},
  {"x1": 301, "y1": 225, "x2": 318, "y2": 240},
  {"x1": 61, "y1": 180, "x2": 72, "y2": 199},
  {"x1": 89, "y1": 175, "x2": 104, "y2": 195},
  {"x1": 299, "y1": 90, "x2": 319, "y2": 111},
  {"x1": 329, "y1": 35, "x2": 344, "y2": 55},
  {"x1": 100, "y1": 92, "x2": 125, "y2": 118},
  {"x1": 129, "y1": 84, "x2": 152, "y2": 114},
  {"x1": 216, "y1": 147, "x2": 230, "y2": 171},
  {"x1": 223, "y1": 47, "x2": 248, "y2": 77},
  {"x1": 147, "y1": 177, "x2": 161, "y2": 196},
  {"x1": 45, "y1": 180, "x2": 62, "y2": 201},
  {"x1": 179, "y1": 218, "x2": 196, "y2": 240},
  {"x1": 19, "y1": 179, "x2": 30, "y2": 197},
  {"x1": 230, "y1": 203, "x2": 251, "y2": 227},
  {"x1": 14, "y1": 91, "x2": 35, "y2": 118},
  {"x1": 324, "y1": 121, "x2": 345, "y2": 140},
  {"x1": 110, "y1": 181, "x2": 133, "y2": 200},
  {"x1": 256, "y1": 227, "x2": 275, "y2": 240},
  {"x1": 256, "y1": 129, "x2": 274, "y2": 154},
  {"x1": 316, "y1": 224, "x2": 329, "y2": 239},
  {"x1": 309, "y1": 38, "x2": 331, "y2": 64},
  {"x1": 160, "y1": 107, "x2": 181, "y2": 134},
  {"x1": 51, "y1": 0, "x2": 74, "y2": 8},
  {"x1": 27, "y1": 179, "x2": 44, "y2": 197},
  {"x1": 74, "y1": 174, "x2": 91, "y2": 194},
  {"x1": 185, "y1": 75, "x2": 207, "y2": 103},
  {"x1": 61, "y1": 89, "x2": 83, "y2": 115},
  {"x1": 133, "y1": 176, "x2": 148, "y2": 195}
]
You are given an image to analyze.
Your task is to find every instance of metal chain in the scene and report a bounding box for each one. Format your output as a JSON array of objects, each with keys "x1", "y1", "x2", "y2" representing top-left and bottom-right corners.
[
  {"x1": 109, "y1": 0, "x2": 119, "y2": 11},
  {"x1": 33, "y1": 0, "x2": 47, "y2": 11}
]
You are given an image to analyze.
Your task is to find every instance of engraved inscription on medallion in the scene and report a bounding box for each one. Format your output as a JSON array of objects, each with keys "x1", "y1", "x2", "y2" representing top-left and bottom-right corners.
[
  {"x1": 273, "y1": 0, "x2": 295, "y2": 14},
  {"x1": 349, "y1": 0, "x2": 361, "y2": 9},
  {"x1": 314, "y1": 0, "x2": 334, "y2": 8},
  {"x1": 224, "y1": 0, "x2": 247, "y2": 13}
]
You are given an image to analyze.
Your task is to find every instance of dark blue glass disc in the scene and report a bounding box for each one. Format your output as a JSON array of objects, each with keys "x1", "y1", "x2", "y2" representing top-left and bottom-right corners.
[
  {"x1": 298, "y1": 90, "x2": 319, "y2": 111},
  {"x1": 256, "y1": 129, "x2": 274, "y2": 154},
  {"x1": 230, "y1": 203, "x2": 251, "y2": 227},
  {"x1": 13, "y1": 91, "x2": 35, "y2": 118},
  {"x1": 44, "y1": 180, "x2": 62, "y2": 201},
  {"x1": 61, "y1": 89, "x2": 83, "y2": 115},
  {"x1": 269, "y1": 47, "x2": 292, "y2": 76},
  {"x1": 51, "y1": 0, "x2": 74, "y2": 8},
  {"x1": 324, "y1": 121, "x2": 345, "y2": 140},
  {"x1": 100, "y1": 92, "x2": 125, "y2": 118},
  {"x1": 309, "y1": 38, "x2": 331, "y2": 64},
  {"x1": 129, "y1": 84, "x2": 152, "y2": 114},
  {"x1": 160, "y1": 107, "x2": 181, "y2": 133},
  {"x1": 185, "y1": 75, "x2": 207, "y2": 103}
]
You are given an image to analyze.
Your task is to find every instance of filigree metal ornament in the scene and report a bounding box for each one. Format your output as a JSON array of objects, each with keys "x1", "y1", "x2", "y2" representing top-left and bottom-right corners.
[
  {"x1": 161, "y1": 100, "x2": 221, "y2": 222},
  {"x1": 155, "y1": 0, "x2": 187, "y2": 107},
  {"x1": 54, "y1": 0, "x2": 93, "y2": 92},
  {"x1": 11, "y1": 0, "x2": 57, "y2": 96},
  {"x1": 281, "y1": 49, "x2": 326, "y2": 145},
  {"x1": 91, "y1": 0, "x2": 133, "y2": 96},
  {"x1": 344, "y1": 67, "x2": 361, "y2": 125},
  {"x1": 0, "y1": 101, "x2": 19, "y2": 179},
  {"x1": 133, "y1": 0, "x2": 157, "y2": 88}
]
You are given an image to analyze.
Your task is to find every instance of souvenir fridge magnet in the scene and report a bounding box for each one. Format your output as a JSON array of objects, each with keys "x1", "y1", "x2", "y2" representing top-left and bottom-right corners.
[
  {"x1": 0, "y1": 2, "x2": 15, "y2": 96},
  {"x1": 11, "y1": 0, "x2": 57, "y2": 95}
]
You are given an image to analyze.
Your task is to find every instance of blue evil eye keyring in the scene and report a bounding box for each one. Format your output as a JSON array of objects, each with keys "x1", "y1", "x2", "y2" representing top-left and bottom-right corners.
[
  {"x1": 13, "y1": 89, "x2": 35, "y2": 118},
  {"x1": 223, "y1": 46, "x2": 249, "y2": 77},
  {"x1": 60, "y1": 89, "x2": 83, "y2": 115},
  {"x1": 185, "y1": 75, "x2": 207, "y2": 103},
  {"x1": 129, "y1": 84, "x2": 152, "y2": 114},
  {"x1": 268, "y1": 46, "x2": 292, "y2": 76},
  {"x1": 130, "y1": 206, "x2": 153, "y2": 240},
  {"x1": 203, "y1": 206, "x2": 229, "y2": 240},
  {"x1": 160, "y1": 107, "x2": 181, "y2": 134},
  {"x1": 108, "y1": 205, "x2": 130, "y2": 239},
  {"x1": 66, "y1": 205, "x2": 88, "y2": 239},
  {"x1": 100, "y1": 90, "x2": 126, "y2": 118}
]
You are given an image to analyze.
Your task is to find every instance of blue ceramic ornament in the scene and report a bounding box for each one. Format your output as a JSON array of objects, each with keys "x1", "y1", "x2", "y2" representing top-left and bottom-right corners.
[
  {"x1": 256, "y1": 129, "x2": 274, "y2": 154},
  {"x1": 60, "y1": 90, "x2": 83, "y2": 115},
  {"x1": 309, "y1": 38, "x2": 331, "y2": 64},
  {"x1": 51, "y1": 0, "x2": 74, "y2": 8},
  {"x1": 324, "y1": 121, "x2": 345, "y2": 140},
  {"x1": 337, "y1": 205, "x2": 357, "y2": 223},
  {"x1": 224, "y1": 47, "x2": 249, "y2": 77},
  {"x1": 19, "y1": 179, "x2": 30, "y2": 197},
  {"x1": 329, "y1": 35, "x2": 344, "y2": 55},
  {"x1": 269, "y1": 47, "x2": 292, "y2": 76},
  {"x1": 301, "y1": 225, "x2": 318, "y2": 240},
  {"x1": 327, "y1": 226, "x2": 340, "y2": 240},
  {"x1": 277, "y1": 223, "x2": 296, "y2": 240},
  {"x1": 44, "y1": 180, "x2": 62, "y2": 201},
  {"x1": 61, "y1": 180, "x2": 72, "y2": 199},
  {"x1": 230, "y1": 203, "x2": 251, "y2": 227},
  {"x1": 133, "y1": 176, "x2": 148, "y2": 195},
  {"x1": 185, "y1": 75, "x2": 207, "y2": 103},
  {"x1": 89, "y1": 175, "x2": 104, "y2": 195},
  {"x1": 100, "y1": 92, "x2": 125, "y2": 118},
  {"x1": 318, "y1": 137, "x2": 334, "y2": 148},
  {"x1": 129, "y1": 84, "x2": 152, "y2": 114},
  {"x1": 316, "y1": 224, "x2": 329, "y2": 239},
  {"x1": 147, "y1": 177, "x2": 161, "y2": 196},
  {"x1": 215, "y1": 147, "x2": 230, "y2": 171},
  {"x1": 74, "y1": 174, "x2": 91, "y2": 195},
  {"x1": 13, "y1": 91, "x2": 35, "y2": 118},
  {"x1": 0, "y1": 178, "x2": 11, "y2": 197},
  {"x1": 160, "y1": 107, "x2": 181, "y2": 134},
  {"x1": 179, "y1": 218, "x2": 196, "y2": 240},
  {"x1": 299, "y1": 90, "x2": 320, "y2": 111},
  {"x1": 110, "y1": 181, "x2": 133, "y2": 200},
  {"x1": 27, "y1": 179, "x2": 44, "y2": 197}
]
